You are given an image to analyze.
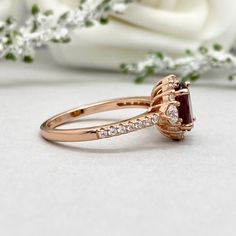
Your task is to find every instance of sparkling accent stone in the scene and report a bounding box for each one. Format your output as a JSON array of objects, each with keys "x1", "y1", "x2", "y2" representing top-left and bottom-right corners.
[
  {"x1": 168, "y1": 83, "x2": 175, "y2": 89},
  {"x1": 166, "y1": 105, "x2": 179, "y2": 125},
  {"x1": 135, "y1": 119, "x2": 143, "y2": 129},
  {"x1": 143, "y1": 117, "x2": 151, "y2": 127},
  {"x1": 151, "y1": 114, "x2": 159, "y2": 124},
  {"x1": 117, "y1": 125, "x2": 126, "y2": 134},
  {"x1": 98, "y1": 129, "x2": 108, "y2": 139},
  {"x1": 168, "y1": 75, "x2": 176, "y2": 82},
  {"x1": 142, "y1": 119, "x2": 147, "y2": 127},
  {"x1": 175, "y1": 82, "x2": 193, "y2": 125},
  {"x1": 108, "y1": 126, "x2": 117, "y2": 136},
  {"x1": 127, "y1": 122, "x2": 135, "y2": 132}
]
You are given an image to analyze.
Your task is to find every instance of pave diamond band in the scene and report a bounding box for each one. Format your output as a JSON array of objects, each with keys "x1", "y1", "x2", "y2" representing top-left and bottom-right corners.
[{"x1": 97, "y1": 114, "x2": 159, "y2": 139}]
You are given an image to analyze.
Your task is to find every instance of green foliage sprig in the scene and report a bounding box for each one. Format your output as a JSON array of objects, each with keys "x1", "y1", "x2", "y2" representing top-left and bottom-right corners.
[
  {"x1": 0, "y1": 0, "x2": 135, "y2": 63},
  {"x1": 120, "y1": 44, "x2": 236, "y2": 83}
]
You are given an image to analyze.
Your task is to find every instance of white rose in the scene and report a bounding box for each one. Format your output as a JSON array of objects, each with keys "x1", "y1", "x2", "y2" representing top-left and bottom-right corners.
[{"x1": 26, "y1": 0, "x2": 236, "y2": 70}]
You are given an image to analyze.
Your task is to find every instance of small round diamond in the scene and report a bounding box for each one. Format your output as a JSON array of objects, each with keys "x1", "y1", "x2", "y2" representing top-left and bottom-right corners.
[
  {"x1": 168, "y1": 75, "x2": 176, "y2": 82},
  {"x1": 135, "y1": 119, "x2": 143, "y2": 129},
  {"x1": 142, "y1": 119, "x2": 147, "y2": 127},
  {"x1": 166, "y1": 105, "x2": 179, "y2": 125},
  {"x1": 168, "y1": 83, "x2": 175, "y2": 89},
  {"x1": 98, "y1": 129, "x2": 108, "y2": 139},
  {"x1": 151, "y1": 114, "x2": 159, "y2": 124},
  {"x1": 117, "y1": 125, "x2": 126, "y2": 134},
  {"x1": 127, "y1": 122, "x2": 135, "y2": 132},
  {"x1": 143, "y1": 117, "x2": 151, "y2": 127},
  {"x1": 108, "y1": 126, "x2": 117, "y2": 136}
]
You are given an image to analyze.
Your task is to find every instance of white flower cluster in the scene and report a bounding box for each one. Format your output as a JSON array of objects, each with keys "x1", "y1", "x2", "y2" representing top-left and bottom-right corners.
[
  {"x1": 121, "y1": 45, "x2": 236, "y2": 83},
  {"x1": 0, "y1": 0, "x2": 134, "y2": 62}
]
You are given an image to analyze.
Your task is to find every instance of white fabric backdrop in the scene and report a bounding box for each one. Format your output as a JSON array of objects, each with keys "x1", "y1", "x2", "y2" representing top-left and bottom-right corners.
[
  {"x1": 0, "y1": 0, "x2": 24, "y2": 20},
  {"x1": 1, "y1": 0, "x2": 236, "y2": 69}
]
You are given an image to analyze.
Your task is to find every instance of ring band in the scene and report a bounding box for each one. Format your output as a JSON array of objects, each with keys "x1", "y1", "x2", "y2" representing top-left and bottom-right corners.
[
  {"x1": 40, "y1": 75, "x2": 195, "y2": 142},
  {"x1": 40, "y1": 97, "x2": 156, "y2": 142}
]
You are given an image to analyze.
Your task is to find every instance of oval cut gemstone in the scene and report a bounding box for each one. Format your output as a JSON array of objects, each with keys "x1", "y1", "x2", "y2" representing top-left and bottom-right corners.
[{"x1": 175, "y1": 82, "x2": 193, "y2": 125}]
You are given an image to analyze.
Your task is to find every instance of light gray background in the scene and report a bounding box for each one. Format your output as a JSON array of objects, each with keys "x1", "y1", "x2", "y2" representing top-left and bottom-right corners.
[{"x1": 0, "y1": 50, "x2": 236, "y2": 236}]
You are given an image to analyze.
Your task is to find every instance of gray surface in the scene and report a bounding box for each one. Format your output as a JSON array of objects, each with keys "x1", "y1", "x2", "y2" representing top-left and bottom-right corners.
[{"x1": 0, "y1": 51, "x2": 236, "y2": 236}]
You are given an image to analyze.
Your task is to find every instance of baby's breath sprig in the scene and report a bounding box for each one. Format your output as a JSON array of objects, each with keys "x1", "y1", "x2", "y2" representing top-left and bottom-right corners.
[
  {"x1": 0, "y1": 0, "x2": 135, "y2": 63},
  {"x1": 121, "y1": 44, "x2": 236, "y2": 83}
]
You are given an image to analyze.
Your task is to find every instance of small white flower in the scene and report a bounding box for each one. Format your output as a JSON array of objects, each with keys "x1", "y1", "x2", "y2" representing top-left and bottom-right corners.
[{"x1": 112, "y1": 3, "x2": 127, "y2": 13}]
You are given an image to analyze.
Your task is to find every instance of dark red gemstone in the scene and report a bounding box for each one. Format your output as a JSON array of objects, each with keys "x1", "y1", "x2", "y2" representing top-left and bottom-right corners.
[{"x1": 175, "y1": 82, "x2": 193, "y2": 125}]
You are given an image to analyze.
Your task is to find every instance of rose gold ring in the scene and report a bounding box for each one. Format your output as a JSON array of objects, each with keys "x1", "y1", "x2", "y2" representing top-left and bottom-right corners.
[{"x1": 40, "y1": 75, "x2": 195, "y2": 142}]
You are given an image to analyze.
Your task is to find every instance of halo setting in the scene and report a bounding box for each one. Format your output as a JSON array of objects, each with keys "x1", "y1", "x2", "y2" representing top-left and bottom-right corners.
[{"x1": 150, "y1": 75, "x2": 195, "y2": 140}]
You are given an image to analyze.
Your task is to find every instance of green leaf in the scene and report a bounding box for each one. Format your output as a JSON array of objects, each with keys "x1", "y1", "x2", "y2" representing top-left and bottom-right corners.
[
  {"x1": 155, "y1": 52, "x2": 164, "y2": 60},
  {"x1": 6, "y1": 17, "x2": 14, "y2": 25},
  {"x1": 145, "y1": 66, "x2": 154, "y2": 75},
  {"x1": 213, "y1": 43, "x2": 222, "y2": 51},
  {"x1": 51, "y1": 38, "x2": 60, "y2": 43},
  {"x1": 61, "y1": 37, "x2": 71, "y2": 43},
  {"x1": 51, "y1": 37, "x2": 71, "y2": 43},
  {"x1": 228, "y1": 73, "x2": 236, "y2": 81},
  {"x1": 135, "y1": 75, "x2": 146, "y2": 84},
  {"x1": 100, "y1": 17, "x2": 109, "y2": 25},
  {"x1": 80, "y1": 0, "x2": 86, "y2": 4},
  {"x1": 85, "y1": 20, "x2": 94, "y2": 27},
  {"x1": 198, "y1": 46, "x2": 208, "y2": 54},
  {"x1": 5, "y1": 53, "x2": 16, "y2": 61},
  {"x1": 96, "y1": 0, "x2": 112, "y2": 11},
  {"x1": 120, "y1": 63, "x2": 128, "y2": 74},
  {"x1": 44, "y1": 10, "x2": 53, "y2": 16},
  {"x1": 5, "y1": 37, "x2": 13, "y2": 45},
  {"x1": 31, "y1": 20, "x2": 38, "y2": 33},
  {"x1": 32, "y1": 4, "x2": 40, "y2": 15},
  {"x1": 212, "y1": 57, "x2": 218, "y2": 63},
  {"x1": 185, "y1": 49, "x2": 192, "y2": 56},
  {"x1": 182, "y1": 73, "x2": 199, "y2": 82},
  {"x1": 101, "y1": 0, "x2": 111, "y2": 4},
  {"x1": 225, "y1": 57, "x2": 232, "y2": 63},
  {"x1": 0, "y1": 25, "x2": 4, "y2": 32},
  {"x1": 23, "y1": 55, "x2": 33, "y2": 63},
  {"x1": 59, "y1": 12, "x2": 69, "y2": 22}
]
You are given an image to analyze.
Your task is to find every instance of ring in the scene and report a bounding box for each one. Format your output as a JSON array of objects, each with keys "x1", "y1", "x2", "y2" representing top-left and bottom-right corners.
[{"x1": 40, "y1": 75, "x2": 195, "y2": 142}]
